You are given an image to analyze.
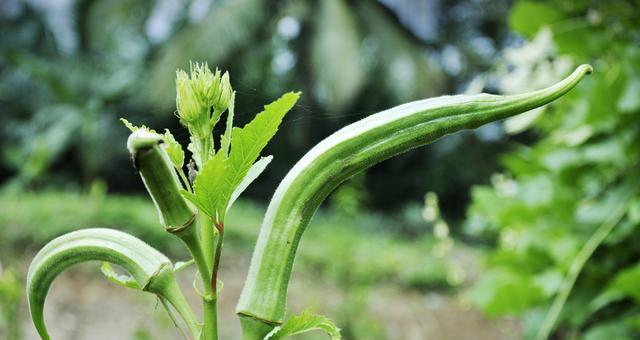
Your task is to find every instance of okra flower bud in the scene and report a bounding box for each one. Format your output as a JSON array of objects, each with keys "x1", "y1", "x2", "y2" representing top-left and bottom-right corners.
[
  {"x1": 189, "y1": 62, "x2": 216, "y2": 108},
  {"x1": 127, "y1": 129, "x2": 194, "y2": 230},
  {"x1": 175, "y1": 63, "x2": 234, "y2": 138},
  {"x1": 213, "y1": 71, "x2": 233, "y2": 113},
  {"x1": 176, "y1": 69, "x2": 209, "y2": 138}
]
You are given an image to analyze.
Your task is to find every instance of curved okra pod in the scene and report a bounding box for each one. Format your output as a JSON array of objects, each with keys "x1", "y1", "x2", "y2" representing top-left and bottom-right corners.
[
  {"x1": 236, "y1": 65, "x2": 593, "y2": 337},
  {"x1": 26, "y1": 228, "x2": 200, "y2": 340}
]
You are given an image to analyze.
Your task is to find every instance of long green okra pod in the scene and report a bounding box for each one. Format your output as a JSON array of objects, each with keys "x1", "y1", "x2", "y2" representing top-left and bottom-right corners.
[{"x1": 236, "y1": 65, "x2": 593, "y2": 337}]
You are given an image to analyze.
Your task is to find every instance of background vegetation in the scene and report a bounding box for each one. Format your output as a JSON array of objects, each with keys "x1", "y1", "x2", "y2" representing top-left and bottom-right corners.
[
  {"x1": 1, "y1": 0, "x2": 638, "y2": 339},
  {"x1": 464, "y1": 1, "x2": 640, "y2": 339}
]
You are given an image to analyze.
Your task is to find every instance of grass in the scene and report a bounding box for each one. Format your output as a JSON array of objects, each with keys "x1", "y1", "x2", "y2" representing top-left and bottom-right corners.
[
  {"x1": 0, "y1": 191, "x2": 487, "y2": 339},
  {"x1": 0, "y1": 190, "x2": 454, "y2": 290}
]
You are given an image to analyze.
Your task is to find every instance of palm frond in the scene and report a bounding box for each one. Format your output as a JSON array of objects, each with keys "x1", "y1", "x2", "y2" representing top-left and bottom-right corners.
[
  {"x1": 145, "y1": 0, "x2": 266, "y2": 108},
  {"x1": 311, "y1": 0, "x2": 366, "y2": 109},
  {"x1": 356, "y1": 2, "x2": 445, "y2": 101}
]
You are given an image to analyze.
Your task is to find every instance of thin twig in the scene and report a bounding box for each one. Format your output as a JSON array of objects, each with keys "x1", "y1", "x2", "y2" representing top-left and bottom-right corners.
[{"x1": 535, "y1": 192, "x2": 632, "y2": 340}]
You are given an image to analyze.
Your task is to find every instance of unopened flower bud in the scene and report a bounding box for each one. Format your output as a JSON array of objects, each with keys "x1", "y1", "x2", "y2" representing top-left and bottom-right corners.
[
  {"x1": 189, "y1": 62, "x2": 216, "y2": 108},
  {"x1": 175, "y1": 62, "x2": 234, "y2": 137},
  {"x1": 176, "y1": 70, "x2": 202, "y2": 125},
  {"x1": 214, "y1": 71, "x2": 233, "y2": 112}
]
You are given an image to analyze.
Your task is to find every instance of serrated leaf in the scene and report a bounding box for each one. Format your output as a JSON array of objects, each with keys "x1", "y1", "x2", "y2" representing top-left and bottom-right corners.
[
  {"x1": 163, "y1": 129, "x2": 185, "y2": 169},
  {"x1": 120, "y1": 118, "x2": 155, "y2": 133},
  {"x1": 216, "y1": 92, "x2": 299, "y2": 221},
  {"x1": 187, "y1": 136, "x2": 202, "y2": 169},
  {"x1": 100, "y1": 262, "x2": 140, "y2": 290},
  {"x1": 181, "y1": 152, "x2": 229, "y2": 219},
  {"x1": 227, "y1": 155, "x2": 272, "y2": 212},
  {"x1": 120, "y1": 118, "x2": 138, "y2": 132},
  {"x1": 264, "y1": 310, "x2": 341, "y2": 340}
]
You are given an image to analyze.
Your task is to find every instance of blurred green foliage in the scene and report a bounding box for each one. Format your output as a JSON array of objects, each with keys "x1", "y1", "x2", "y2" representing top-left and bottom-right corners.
[
  {"x1": 0, "y1": 191, "x2": 458, "y2": 290},
  {"x1": 0, "y1": 265, "x2": 22, "y2": 340},
  {"x1": 0, "y1": 191, "x2": 463, "y2": 338},
  {"x1": 0, "y1": 0, "x2": 512, "y2": 218},
  {"x1": 465, "y1": 0, "x2": 640, "y2": 338}
]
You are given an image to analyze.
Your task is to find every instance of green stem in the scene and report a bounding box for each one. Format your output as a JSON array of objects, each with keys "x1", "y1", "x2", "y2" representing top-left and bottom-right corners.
[
  {"x1": 198, "y1": 229, "x2": 218, "y2": 340},
  {"x1": 194, "y1": 133, "x2": 219, "y2": 340},
  {"x1": 171, "y1": 219, "x2": 211, "y2": 297},
  {"x1": 178, "y1": 168, "x2": 193, "y2": 193},
  {"x1": 161, "y1": 278, "x2": 201, "y2": 339},
  {"x1": 200, "y1": 212, "x2": 215, "y2": 268},
  {"x1": 187, "y1": 216, "x2": 217, "y2": 340},
  {"x1": 535, "y1": 191, "x2": 631, "y2": 340},
  {"x1": 199, "y1": 136, "x2": 211, "y2": 166},
  {"x1": 204, "y1": 299, "x2": 218, "y2": 340},
  {"x1": 203, "y1": 222, "x2": 225, "y2": 340}
]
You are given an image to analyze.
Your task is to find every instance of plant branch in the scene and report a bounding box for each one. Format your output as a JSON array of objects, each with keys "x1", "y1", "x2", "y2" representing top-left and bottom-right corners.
[
  {"x1": 160, "y1": 280, "x2": 201, "y2": 340},
  {"x1": 535, "y1": 190, "x2": 632, "y2": 340},
  {"x1": 211, "y1": 221, "x2": 225, "y2": 295}
]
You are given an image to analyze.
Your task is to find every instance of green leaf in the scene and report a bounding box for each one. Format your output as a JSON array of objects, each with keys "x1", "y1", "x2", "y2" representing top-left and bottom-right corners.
[
  {"x1": 628, "y1": 197, "x2": 640, "y2": 223},
  {"x1": 181, "y1": 152, "x2": 229, "y2": 219},
  {"x1": 468, "y1": 268, "x2": 545, "y2": 316},
  {"x1": 120, "y1": 118, "x2": 138, "y2": 132},
  {"x1": 100, "y1": 262, "x2": 140, "y2": 290},
  {"x1": 603, "y1": 263, "x2": 640, "y2": 303},
  {"x1": 215, "y1": 92, "x2": 299, "y2": 221},
  {"x1": 120, "y1": 118, "x2": 155, "y2": 133},
  {"x1": 227, "y1": 155, "x2": 272, "y2": 212},
  {"x1": 583, "y1": 319, "x2": 635, "y2": 340},
  {"x1": 509, "y1": 1, "x2": 563, "y2": 37},
  {"x1": 264, "y1": 310, "x2": 341, "y2": 340},
  {"x1": 163, "y1": 129, "x2": 185, "y2": 169},
  {"x1": 617, "y1": 76, "x2": 640, "y2": 113}
]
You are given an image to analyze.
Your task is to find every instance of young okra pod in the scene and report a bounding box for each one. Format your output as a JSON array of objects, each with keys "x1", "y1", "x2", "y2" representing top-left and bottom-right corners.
[
  {"x1": 127, "y1": 129, "x2": 195, "y2": 231},
  {"x1": 236, "y1": 65, "x2": 593, "y2": 338},
  {"x1": 26, "y1": 228, "x2": 200, "y2": 340},
  {"x1": 127, "y1": 129, "x2": 212, "y2": 295}
]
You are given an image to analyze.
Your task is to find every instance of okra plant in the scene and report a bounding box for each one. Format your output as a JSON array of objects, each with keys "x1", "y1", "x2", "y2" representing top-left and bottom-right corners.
[{"x1": 26, "y1": 63, "x2": 592, "y2": 339}]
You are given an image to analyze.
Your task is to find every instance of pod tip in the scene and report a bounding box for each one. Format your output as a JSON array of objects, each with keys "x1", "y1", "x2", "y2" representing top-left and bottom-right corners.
[{"x1": 579, "y1": 64, "x2": 593, "y2": 75}]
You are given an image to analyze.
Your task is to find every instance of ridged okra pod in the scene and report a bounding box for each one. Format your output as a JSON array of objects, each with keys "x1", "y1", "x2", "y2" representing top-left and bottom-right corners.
[
  {"x1": 27, "y1": 228, "x2": 200, "y2": 340},
  {"x1": 236, "y1": 65, "x2": 593, "y2": 337}
]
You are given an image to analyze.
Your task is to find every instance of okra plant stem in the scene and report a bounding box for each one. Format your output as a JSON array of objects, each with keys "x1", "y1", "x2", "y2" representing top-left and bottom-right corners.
[
  {"x1": 204, "y1": 299, "x2": 218, "y2": 340},
  {"x1": 157, "y1": 275, "x2": 202, "y2": 339},
  {"x1": 183, "y1": 215, "x2": 218, "y2": 340}
]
